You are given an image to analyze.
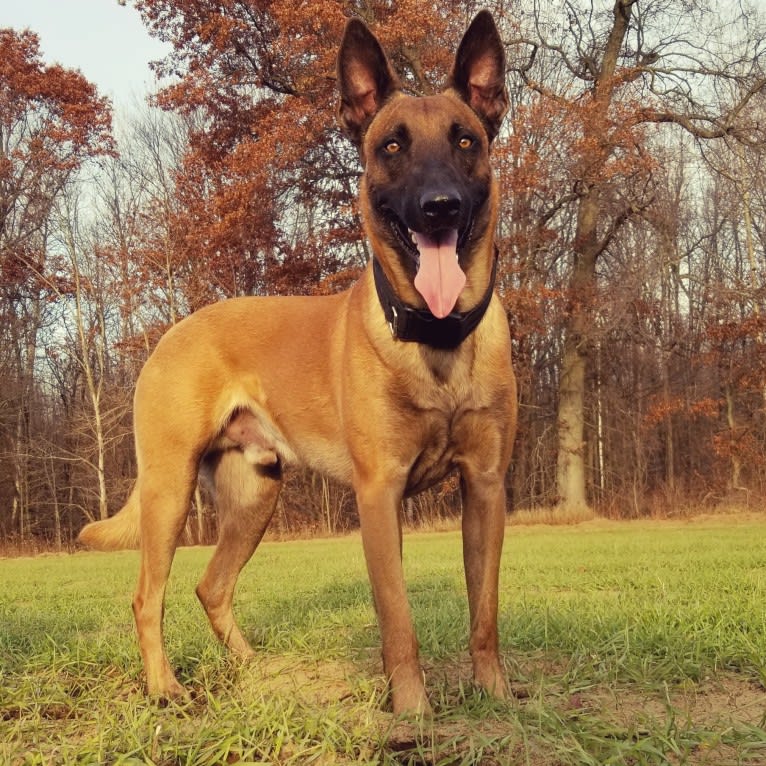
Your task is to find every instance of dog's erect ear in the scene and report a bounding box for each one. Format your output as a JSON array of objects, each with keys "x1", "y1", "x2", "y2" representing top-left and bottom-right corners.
[
  {"x1": 337, "y1": 18, "x2": 401, "y2": 146},
  {"x1": 448, "y1": 10, "x2": 508, "y2": 142}
]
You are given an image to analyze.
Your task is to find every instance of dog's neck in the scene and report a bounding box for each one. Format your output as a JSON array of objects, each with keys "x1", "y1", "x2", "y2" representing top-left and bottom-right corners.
[{"x1": 372, "y1": 250, "x2": 499, "y2": 350}]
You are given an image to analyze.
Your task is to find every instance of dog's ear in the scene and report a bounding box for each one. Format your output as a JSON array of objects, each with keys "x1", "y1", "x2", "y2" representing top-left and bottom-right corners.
[
  {"x1": 337, "y1": 18, "x2": 401, "y2": 146},
  {"x1": 448, "y1": 10, "x2": 508, "y2": 142}
]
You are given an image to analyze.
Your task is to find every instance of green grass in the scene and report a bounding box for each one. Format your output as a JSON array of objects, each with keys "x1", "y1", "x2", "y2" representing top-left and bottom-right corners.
[{"x1": 2, "y1": 516, "x2": 766, "y2": 764}]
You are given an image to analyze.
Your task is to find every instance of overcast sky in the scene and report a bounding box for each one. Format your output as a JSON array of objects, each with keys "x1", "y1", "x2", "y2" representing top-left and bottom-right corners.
[{"x1": 0, "y1": 0, "x2": 170, "y2": 108}]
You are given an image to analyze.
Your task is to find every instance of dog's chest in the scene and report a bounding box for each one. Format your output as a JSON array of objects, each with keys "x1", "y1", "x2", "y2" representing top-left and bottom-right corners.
[
  {"x1": 406, "y1": 431, "x2": 456, "y2": 494},
  {"x1": 400, "y1": 370, "x2": 482, "y2": 495}
]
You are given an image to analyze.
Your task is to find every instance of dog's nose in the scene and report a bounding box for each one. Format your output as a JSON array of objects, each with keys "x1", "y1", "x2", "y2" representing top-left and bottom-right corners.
[{"x1": 420, "y1": 191, "x2": 461, "y2": 225}]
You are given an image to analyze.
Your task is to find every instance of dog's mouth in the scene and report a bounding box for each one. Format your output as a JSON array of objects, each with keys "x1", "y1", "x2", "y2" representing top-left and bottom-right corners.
[{"x1": 384, "y1": 211, "x2": 473, "y2": 318}]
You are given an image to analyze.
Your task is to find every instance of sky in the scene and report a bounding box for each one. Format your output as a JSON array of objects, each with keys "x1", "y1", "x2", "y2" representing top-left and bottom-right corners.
[
  {"x1": 4, "y1": 0, "x2": 766, "y2": 110},
  {"x1": 0, "y1": 0, "x2": 170, "y2": 108}
]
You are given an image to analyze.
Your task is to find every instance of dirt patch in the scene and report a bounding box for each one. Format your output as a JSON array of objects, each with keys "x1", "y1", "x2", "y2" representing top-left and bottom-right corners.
[
  {"x1": 611, "y1": 674, "x2": 765, "y2": 730},
  {"x1": 215, "y1": 652, "x2": 766, "y2": 765},
  {"x1": 237, "y1": 653, "x2": 363, "y2": 707}
]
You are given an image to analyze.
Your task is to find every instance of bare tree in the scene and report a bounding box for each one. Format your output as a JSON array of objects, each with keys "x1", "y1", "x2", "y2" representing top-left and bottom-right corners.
[{"x1": 507, "y1": 0, "x2": 766, "y2": 510}]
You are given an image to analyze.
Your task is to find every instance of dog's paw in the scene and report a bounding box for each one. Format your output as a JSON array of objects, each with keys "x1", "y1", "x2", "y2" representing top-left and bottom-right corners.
[
  {"x1": 472, "y1": 654, "x2": 510, "y2": 701},
  {"x1": 147, "y1": 669, "x2": 189, "y2": 702}
]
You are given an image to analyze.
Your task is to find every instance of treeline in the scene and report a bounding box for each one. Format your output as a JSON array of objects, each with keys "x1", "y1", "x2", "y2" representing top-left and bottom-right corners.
[{"x1": 2, "y1": 0, "x2": 766, "y2": 548}]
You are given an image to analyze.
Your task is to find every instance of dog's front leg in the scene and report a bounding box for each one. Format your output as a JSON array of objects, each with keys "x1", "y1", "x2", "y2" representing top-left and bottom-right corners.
[
  {"x1": 356, "y1": 478, "x2": 431, "y2": 717},
  {"x1": 460, "y1": 465, "x2": 510, "y2": 701}
]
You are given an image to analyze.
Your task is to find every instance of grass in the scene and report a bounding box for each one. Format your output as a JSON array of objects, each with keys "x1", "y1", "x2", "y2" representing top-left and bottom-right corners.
[{"x1": 2, "y1": 515, "x2": 766, "y2": 764}]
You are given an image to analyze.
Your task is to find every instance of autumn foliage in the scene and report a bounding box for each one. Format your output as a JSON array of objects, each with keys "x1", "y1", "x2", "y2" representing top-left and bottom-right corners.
[{"x1": 0, "y1": 28, "x2": 113, "y2": 288}]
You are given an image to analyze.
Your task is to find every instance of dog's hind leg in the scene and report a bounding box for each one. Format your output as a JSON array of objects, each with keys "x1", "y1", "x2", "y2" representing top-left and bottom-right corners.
[
  {"x1": 196, "y1": 449, "x2": 281, "y2": 656},
  {"x1": 132, "y1": 460, "x2": 198, "y2": 699}
]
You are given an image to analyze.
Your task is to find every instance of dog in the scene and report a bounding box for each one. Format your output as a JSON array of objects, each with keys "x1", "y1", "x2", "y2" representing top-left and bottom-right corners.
[{"x1": 78, "y1": 10, "x2": 516, "y2": 716}]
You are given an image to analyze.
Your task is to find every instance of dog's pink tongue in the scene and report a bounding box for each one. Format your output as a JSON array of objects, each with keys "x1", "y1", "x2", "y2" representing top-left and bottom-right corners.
[{"x1": 412, "y1": 230, "x2": 465, "y2": 318}]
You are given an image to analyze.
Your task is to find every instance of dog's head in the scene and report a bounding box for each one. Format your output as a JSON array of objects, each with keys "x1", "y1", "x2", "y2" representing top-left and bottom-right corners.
[{"x1": 337, "y1": 11, "x2": 507, "y2": 318}]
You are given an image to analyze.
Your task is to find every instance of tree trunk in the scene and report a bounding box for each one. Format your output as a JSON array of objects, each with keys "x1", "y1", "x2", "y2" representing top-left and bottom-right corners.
[
  {"x1": 556, "y1": 189, "x2": 599, "y2": 509},
  {"x1": 11, "y1": 406, "x2": 29, "y2": 540},
  {"x1": 554, "y1": 0, "x2": 635, "y2": 511},
  {"x1": 63, "y1": 209, "x2": 109, "y2": 522},
  {"x1": 556, "y1": 337, "x2": 589, "y2": 508},
  {"x1": 10, "y1": 297, "x2": 42, "y2": 541},
  {"x1": 725, "y1": 385, "x2": 744, "y2": 492}
]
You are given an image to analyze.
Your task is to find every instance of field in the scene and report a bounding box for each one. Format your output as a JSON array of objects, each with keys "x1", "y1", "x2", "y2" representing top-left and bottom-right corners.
[{"x1": 2, "y1": 515, "x2": 766, "y2": 765}]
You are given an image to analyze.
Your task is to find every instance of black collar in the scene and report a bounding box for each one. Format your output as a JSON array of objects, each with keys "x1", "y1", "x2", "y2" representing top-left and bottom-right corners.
[{"x1": 372, "y1": 250, "x2": 498, "y2": 350}]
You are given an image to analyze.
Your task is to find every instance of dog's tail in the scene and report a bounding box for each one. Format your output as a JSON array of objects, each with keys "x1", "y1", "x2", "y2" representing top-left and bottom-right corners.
[{"x1": 78, "y1": 485, "x2": 141, "y2": 550}]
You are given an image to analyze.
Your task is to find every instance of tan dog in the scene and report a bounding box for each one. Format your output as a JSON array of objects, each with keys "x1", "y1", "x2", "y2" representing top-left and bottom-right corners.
[{"x1": 79, "y1": 10, "x2": 516, "y2": 716}]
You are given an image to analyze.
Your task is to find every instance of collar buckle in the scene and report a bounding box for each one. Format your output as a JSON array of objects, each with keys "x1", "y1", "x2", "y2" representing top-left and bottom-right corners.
[{"x1": 388, "y1": 305, "x2": 398, "y2": 338}]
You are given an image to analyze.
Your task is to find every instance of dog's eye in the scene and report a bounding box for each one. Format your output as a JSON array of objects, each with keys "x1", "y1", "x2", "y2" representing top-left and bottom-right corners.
[
  {"x1": 457, "y1": 136, "x2": 474, "y2": 150},
  {"x1": 384, "y1": 140, "x2": 402, "y2": 154}
]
